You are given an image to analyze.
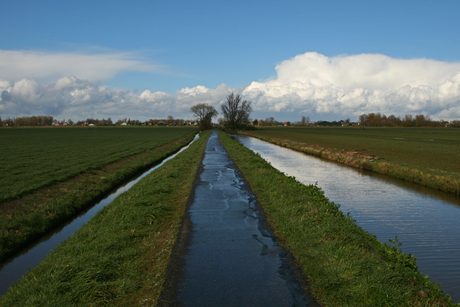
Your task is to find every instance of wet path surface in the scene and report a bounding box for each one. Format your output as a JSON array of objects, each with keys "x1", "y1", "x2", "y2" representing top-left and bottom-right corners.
[{"x1": 161, "y1": 131, "x2": 316, "y2": 307}]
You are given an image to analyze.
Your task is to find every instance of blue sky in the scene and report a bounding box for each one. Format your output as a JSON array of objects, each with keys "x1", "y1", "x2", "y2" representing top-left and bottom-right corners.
[{"x1": 1, "y1": 0, "x2": 460, "y2": 122}]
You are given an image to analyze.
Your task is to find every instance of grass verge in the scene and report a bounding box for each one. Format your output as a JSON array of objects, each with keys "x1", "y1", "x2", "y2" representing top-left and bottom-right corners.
[
  {"x1": 0, "y1": 131, "x2": 197, "y2": 261},
  {"x1": 238, "y1": 129, "x2": 460, "y2": 195},
  {"x1": 219, "y1": 131, "x2": 457, "y2": 306},
  {"x1": 0, "y1": 130, "x2": 211, "y2": 306}
]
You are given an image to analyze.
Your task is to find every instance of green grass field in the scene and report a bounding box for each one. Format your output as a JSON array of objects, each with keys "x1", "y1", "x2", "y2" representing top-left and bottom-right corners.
[
  {"x1": 243, "y1": 127, "x2": 460, "y2": 174},
  {"x1": 0, "y1": 126, "x2": 198, "y2": 260},
  {"x1": 0, "y1": 127, "x2": 198, "y2": 203}
]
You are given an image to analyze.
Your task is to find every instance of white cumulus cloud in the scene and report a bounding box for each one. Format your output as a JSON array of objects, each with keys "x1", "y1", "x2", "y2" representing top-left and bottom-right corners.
[
  {"x1": 0, "y1": 76, "x2": 230, "y2": 120},
  {"x1": 243, "y1": 52, "x2": 460, "y2": 120}
]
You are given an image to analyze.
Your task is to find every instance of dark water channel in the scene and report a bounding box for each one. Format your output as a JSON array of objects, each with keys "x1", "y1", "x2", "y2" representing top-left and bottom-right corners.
[
  {"x1": 233, "y1": 135, "x2": 460, "y2": 302},
  {"x1": 162, "y1": 131, "x2": 316, "y2": 306},
  {"x1": 0, "y1": 133, "x2": 200, "y2": 296}
]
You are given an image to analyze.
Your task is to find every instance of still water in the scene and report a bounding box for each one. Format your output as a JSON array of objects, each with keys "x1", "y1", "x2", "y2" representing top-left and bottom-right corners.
[
  {"x1": 233, "y1": 134, "x2": 460, "y2": 302},
  {"x1": 0, "y1": 133, "x2": 200, "y2": 296}
]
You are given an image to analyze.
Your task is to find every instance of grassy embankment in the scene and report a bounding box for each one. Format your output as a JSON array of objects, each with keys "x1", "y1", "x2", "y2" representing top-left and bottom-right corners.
[
  {"x1": 0, "y1": 127, "x2": 198, "y2": 261},
  {"x1": 239, "y1": 127, "x2": 460, "y2": 195},
  {"x1": 219, "y1": 131, "x2": 457, "y2": 306},
  {"x1": 0, "y1": 130, "x2": 211, "y2": 306}
]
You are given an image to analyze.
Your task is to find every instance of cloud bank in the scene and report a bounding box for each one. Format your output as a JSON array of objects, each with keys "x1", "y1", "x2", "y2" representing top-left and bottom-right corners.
[
  {"x1": 1, "y1": 52, "x2": 460, "y2": 122},
  {"x1": 243, "y1": 52, "x2": 460, "y2": 120},
  {"x1": 0, "y1": 76, "x2": 230, "y2": 120}
]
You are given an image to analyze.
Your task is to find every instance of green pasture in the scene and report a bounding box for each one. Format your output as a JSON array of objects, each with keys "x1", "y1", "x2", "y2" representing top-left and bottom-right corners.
[
  {"x1": 0, "y1": 126, "x2": 198, "y2": 203},
  {"x1": 0, "y1": 126, "x2": 198, "y2": 260},
  {"x1": 245, "y1": 126, "x2": 460, "y2": 175}
]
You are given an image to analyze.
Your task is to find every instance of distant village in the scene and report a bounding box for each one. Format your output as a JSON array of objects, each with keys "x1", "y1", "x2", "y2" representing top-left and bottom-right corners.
[
  {"x1": 0, "y1": 116, "x2": 197, "y2": 127},
  {"x1": 1, "y1": 113, "x2": 459, "y2": 128}
]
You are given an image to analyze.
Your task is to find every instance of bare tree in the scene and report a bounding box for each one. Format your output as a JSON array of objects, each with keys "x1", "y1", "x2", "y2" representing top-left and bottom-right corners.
[
  {"x1": 166, "y1": 115, "x2": 175, "y2": 125},
  {"x1": 221, "y1": 92, "x2": 252, "y2": 127},
  {"x1": 301, "y1": 116, "x2": 310, "y2": 125},
  {"x1": 190, "y1": 103, "x2": 218, "y2": 130},
  {"x1": 359, "y1": 114, "x2": 366, "y2": 129},
  {"x1": 265, "y1": 117, "x2": 276, "y2": 126}
]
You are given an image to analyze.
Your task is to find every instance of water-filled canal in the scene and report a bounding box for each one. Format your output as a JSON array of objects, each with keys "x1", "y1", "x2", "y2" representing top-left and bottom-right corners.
[{"x1": 233, "y1": 134, "x2": 460, "y2": 302}]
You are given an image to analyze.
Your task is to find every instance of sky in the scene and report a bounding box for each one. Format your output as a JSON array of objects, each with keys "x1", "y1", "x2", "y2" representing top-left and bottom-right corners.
[{"x1": 1, "y1": 0, "x2": 460, "y2": 123}]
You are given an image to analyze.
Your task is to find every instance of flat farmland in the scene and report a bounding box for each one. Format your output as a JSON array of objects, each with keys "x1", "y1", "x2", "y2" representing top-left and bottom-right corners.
[
  {"x1": 243, "y1": 127, "x2": 460, "y2": 175},
  {"x1": 0, "y1": 127, "x2": 198, "y2": 203}
]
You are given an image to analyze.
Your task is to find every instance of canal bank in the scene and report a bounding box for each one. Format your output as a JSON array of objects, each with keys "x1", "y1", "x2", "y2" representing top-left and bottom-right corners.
[
  {"x1": 232, "y1": 133, "x2": 460, "y2": 303},
  {"x1": 238, "y1": 131, "x2": 460, "y2": 196},
  {"x1": 0, "y1": 133, "x2": 201, "y2": 296},
  {"x1": 159, "y1": 130, "x2": 317, "y2": 306},
  {"x1": 219, "y1": 131, "x2": 456, "y2": 306},
  {"x1": 0, "y1": 130, "x2": 199, "y2": 262}
]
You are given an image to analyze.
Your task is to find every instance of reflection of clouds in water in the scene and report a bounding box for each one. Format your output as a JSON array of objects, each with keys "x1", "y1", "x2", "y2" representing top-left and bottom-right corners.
[{"x1": 234, "y1": 134, "x2": 460, "y2": 301}]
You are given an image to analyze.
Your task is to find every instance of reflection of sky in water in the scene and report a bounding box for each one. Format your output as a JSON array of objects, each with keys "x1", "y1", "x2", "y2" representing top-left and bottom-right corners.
[{"x1": 234, "y1": 135, "x2": 460, "y2": 302}]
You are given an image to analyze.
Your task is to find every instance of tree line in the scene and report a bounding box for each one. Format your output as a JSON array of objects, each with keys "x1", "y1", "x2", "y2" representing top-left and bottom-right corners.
[
  {"x1": 4, "y1": 108, "x2": 458, "y2": 129},
  {"x1": 1, "y1": 116, "x2": 55, "y2": 127},
  {"x1": 0, "y1": 116, "x2": 193, "y2": 127},
  {"x1": 358, "y1": 113, "x2": 459, "y2": 127}
]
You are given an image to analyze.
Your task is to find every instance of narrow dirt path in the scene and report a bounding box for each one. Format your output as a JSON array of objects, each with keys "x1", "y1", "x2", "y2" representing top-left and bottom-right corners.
[{"x1": 160, "y1": 131, "x2": 319, "y2": 307}]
